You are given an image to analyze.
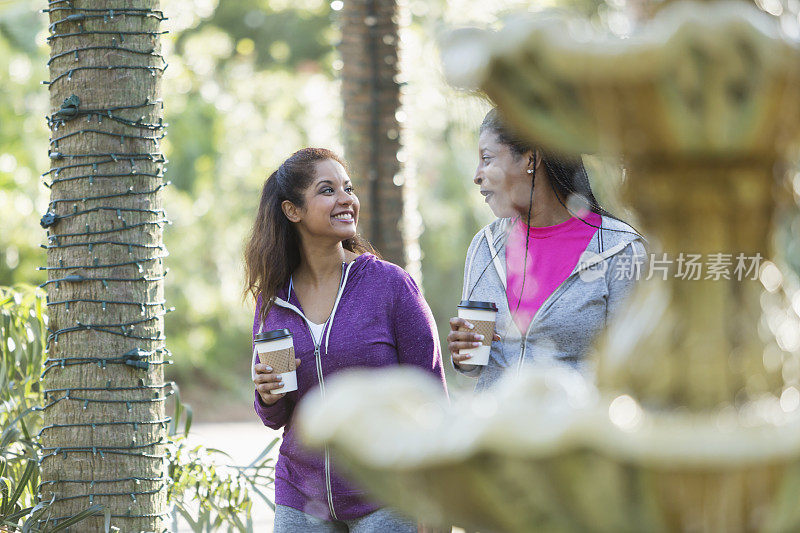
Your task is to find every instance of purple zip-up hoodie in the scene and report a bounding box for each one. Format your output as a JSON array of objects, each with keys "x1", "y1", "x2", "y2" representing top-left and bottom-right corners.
[{"x1": 252, "y1": 253, "x2": 447, "y2": 521}]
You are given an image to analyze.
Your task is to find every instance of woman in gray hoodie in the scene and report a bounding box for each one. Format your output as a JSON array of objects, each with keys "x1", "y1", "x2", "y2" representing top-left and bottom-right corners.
[{"x1": 447, "y1": 109, "x2": 646, "y2": 392}]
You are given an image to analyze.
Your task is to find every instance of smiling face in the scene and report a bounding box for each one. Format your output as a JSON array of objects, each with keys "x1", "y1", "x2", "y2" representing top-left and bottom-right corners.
[
  {"x1": 474, "y1": 130, "x2": 534, "y2": 218},
  {"x1": 287, "y1": 158, "x2": 359, "y2": 243}
]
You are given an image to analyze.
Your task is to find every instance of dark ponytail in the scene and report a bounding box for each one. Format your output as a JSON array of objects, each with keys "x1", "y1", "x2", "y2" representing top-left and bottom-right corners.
[{"x1": 244, "y1": 148, "x2": 375, "y2": 322}]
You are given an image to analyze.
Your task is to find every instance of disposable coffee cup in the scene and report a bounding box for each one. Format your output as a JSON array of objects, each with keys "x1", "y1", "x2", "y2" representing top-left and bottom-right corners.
[
  {"x1": 255, "y1": 329, "x2": 297, "y2": 395},
  {"x1": 457, "y1": 300, "x2": 498, "y2": 366}
]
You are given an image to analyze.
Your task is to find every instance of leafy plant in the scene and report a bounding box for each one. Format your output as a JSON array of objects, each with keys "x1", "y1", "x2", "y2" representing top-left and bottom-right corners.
[
  {"x1": 166, "y1": 382, "x2": 278, "y2": 532},
  {"x1": 1, "y1": 285, "x2": 106, "y2": 532},
  {"x1": 166, "y1": 435, "x2": 278, "y2": 533},
  {"x1": 1, "y1": 285, "x2": 45, "y2": 528},
  {"x1": 1, "y1": 285, "x2": 276, "y2": 532}
]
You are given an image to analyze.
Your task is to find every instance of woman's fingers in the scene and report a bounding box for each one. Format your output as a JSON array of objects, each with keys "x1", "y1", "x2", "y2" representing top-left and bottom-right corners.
[
  {"x1": 448, "y1": 318, "x2": 501, "y2": 344},
  {"x1": 253, "y1": 372, "x2": 284, "y2": 395},
  {"x1": 259, "y1": 390, "x2": 285, "y2": 405},
  {"x1": 256, "y1": 381, "x2": 286, "y2": 394},
  {"x1": 254, "y1": 358, "x2": 298, "y2": 405},
  {"x1": 451, "y1": 352, "x2": 474, "y2": 363},
  {"x1": 253, "y1": 368, "x2": 281, "y2": 382},
  {"x1": 253, "y1": 362, "x2": 273, "y2": 375},
  {"x1": 253, "y1": 374, "x2": 283, "y2": 386},
  {"x1": 446, "y1": 329, "x2": 484, "y2": 344},
  {"x1": 448, "y1": 316, "x2": 474, "y2": 332},
  {"x1": 449, "y1": 341, "x2": 481, "y2": 355},
  {"x1": 447, "y1": 321, "x2": 486, "y2": 357},
  {"x1": 255, "y1": 371, "x2": 287, "y2": 399},
  {"x1": 448, "y1": 320, "x2": 499, "y2": 362}
]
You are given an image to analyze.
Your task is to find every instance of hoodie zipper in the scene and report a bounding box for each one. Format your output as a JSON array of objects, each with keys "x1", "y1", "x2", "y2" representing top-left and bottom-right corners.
[
  {"x1": 314, "y1": 340, "x2": 337, "y2": 520},
  {"x1": 485, "y1": 223, "x2": 574, "y2": 374},
  {"x1": 512, "y1": 243, "x2": 631, "y2": 374},
  {"x1": 514, "y1": 275, "x2": 569, "y2": 374},
  {"x1": 305, "y1": 329, "x2": 336, "y2": 519},
  {"x1": 276, "y1": 260, "x2": 355, "y2": 521}
]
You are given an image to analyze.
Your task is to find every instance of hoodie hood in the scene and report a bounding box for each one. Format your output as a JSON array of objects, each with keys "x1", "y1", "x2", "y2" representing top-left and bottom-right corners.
[
  {"x1": 273, "y1": 252, "x2": 377, "y2": 306},
  {"x1": 471, "y1": 215, "x2": 645, "y2": 293}
]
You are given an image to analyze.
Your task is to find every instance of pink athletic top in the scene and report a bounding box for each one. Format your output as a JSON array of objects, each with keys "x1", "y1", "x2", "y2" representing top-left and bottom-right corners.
[{"x1": 506, "y1": 212, "x2": 601, "y2": 332}]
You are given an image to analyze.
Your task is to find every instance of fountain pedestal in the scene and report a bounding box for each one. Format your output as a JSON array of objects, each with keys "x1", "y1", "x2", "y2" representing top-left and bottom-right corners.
[{"x1": 297, "y1": 3, "x2": 800, "y2": 531}]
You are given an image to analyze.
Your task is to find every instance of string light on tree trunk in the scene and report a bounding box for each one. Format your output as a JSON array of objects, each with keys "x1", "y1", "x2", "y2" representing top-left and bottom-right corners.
[{"x1": 41, "y1": 1, "x2": 172, "y2": 529}]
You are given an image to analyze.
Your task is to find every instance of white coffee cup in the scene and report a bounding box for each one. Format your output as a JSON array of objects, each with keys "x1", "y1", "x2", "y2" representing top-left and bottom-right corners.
[
  {"x1": 254, "y1": 329, "x2": 297, "y2": 394},
  {"x1": 457, "y1": 300, "x2": 498, "y2": 366}
]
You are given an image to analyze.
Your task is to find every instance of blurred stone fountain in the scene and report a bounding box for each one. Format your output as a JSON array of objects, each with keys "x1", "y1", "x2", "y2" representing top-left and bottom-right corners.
[{"x1": 297, "y1": 2, "x2": 800, "y2": 531}]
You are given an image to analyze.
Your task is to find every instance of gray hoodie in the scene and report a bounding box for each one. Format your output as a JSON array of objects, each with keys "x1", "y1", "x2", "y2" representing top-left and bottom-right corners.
[{"x1": 455, "y1": 215, "x2": 646, "y2": 392}]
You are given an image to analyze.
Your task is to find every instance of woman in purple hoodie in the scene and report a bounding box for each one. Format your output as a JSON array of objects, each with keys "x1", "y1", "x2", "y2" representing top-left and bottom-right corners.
[{"x1": 244, "y1": 147, "x2": 447, "y2": 532}]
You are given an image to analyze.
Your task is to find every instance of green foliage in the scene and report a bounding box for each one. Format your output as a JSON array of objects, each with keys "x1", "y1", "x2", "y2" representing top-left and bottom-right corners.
[
  {"x1": 179, "y1": 0, "x2": 335, "y2": 72},
  {"x1": 0, "y1": 285, "x2": 105, "y2": 532},
  {"x1": 0, "y1": 5, "x2": 50, "y2": 288},
  {"x1": 166, "y1": 436, "x2": 278, "y2": 533},
  {"x1": 0, "y1": 3, "x2": 42, "y2": 55},
  {"x1": 165, "y1": 381, "x2": 278, "y2": 532},
  {"x1": 0, "y1": 284, "x2": 46, "y2": 515},
  {"x1": 0, "y1": 286, "x2": 275, "y2": 531}
]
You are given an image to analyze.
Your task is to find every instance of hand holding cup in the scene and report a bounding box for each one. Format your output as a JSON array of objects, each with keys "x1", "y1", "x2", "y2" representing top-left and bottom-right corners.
[
  {"x1": 447, "y1": 301, "x2": 500, "y2": 367},
  {"x1": 254, "y1": 359, "x2": 302, "y2": 405},
  {"x1": 253, "y1": 329, "x2": 299, "y2": 405},
  {"x1": 447, "y1": 317, "x2": 483, "y2": 364}
]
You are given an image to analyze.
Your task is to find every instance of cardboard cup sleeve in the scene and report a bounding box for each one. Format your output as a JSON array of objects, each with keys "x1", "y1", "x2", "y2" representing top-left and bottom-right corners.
[
  {"x1": 459, "y1": 319, "x2": 495, "y2": 346},
  {"x1": 258, "y1": 347, "x2": 296, "y2": 374}
]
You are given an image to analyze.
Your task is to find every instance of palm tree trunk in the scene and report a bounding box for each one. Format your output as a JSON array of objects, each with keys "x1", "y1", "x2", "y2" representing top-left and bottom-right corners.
[
  {"x1": 41, "y1": 1, "x2": 168, "y2": 530},
  {"x1": 339, "y1": 0, "x2": 406, "y2": 266}
]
